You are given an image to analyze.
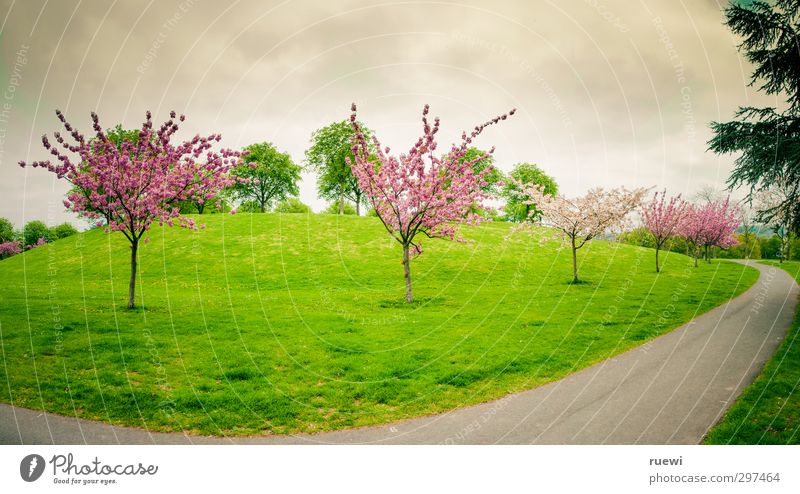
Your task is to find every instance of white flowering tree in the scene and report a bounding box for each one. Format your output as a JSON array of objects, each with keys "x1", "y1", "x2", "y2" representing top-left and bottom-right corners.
[
  {"x1": 515, "y1": 184, "x2": 648, "y2": 282},
  {"x1": 756, "y1": 184, "x2": 795, "y2": 262}
]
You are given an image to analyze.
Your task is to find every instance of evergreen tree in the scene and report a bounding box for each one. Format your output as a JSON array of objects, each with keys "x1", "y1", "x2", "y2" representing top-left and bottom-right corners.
[{"x1": 708, "y1": 0, "x2": 800, "y2": 235}]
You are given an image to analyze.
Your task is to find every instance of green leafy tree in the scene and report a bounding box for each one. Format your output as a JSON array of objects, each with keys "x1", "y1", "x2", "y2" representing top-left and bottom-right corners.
[
  {"x1": 273, "y1": 198, "x2": 311, "y2": 214},
  {"x1": 105, "y1": 124, "x2": 140, "y2": 146},
  {"x1": 665, "y1": 235, "x2": 691, "y2": 256},
  {"x1": 51, "y1": 222, "x2": 78, "y2": 239},
  {"x1": 0, "y1": 217, "x2": 14, "y2": 243},
  {"x1": 760, "y1": 235, "x2": 784, "y2": 259},
  {"x1": 738, "y1": 232, "x2": 762, "y2": 259},
  {"x1": 501, "y1": 163, "x2": 558, "y2": 221},
  {"x1": 236, "y1": 200, "x2": 262, "y2": 213},
  {"x1": 229, "y1": 142, "x2": 301, "y2": 213},
  {"x1": 103, "y1": 125, "x2": 234, "y2": 217},
  {"x1": 23, "y1": 220, "x2": 54, "y2": 247},
  {"x1": 717, "y1": 233, "x2": 762, "y2": 259},
  {"x1": 708, "y1": 0, "x2": 800, "y2": 235},
  {"x1": 178, "y1": 197, "x2": 231, "y2": 214},
  {"x1": 305, "y1": 120, "x2": 372, "y2": 215},
  {"x1": 459, "y1": 147, "x2": 504, "y2": 194},
  {"x1": 457, "y1": 147, "x2": 505, "y2": 217}
]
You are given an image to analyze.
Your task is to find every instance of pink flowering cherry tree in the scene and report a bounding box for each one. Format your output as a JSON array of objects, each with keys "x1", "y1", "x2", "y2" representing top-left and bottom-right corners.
[
  {"x1": 701, "y1": 199, "x2": 740, "y2": 260},
  {"x1": 348, "y1": 103, "x2": 515, "y2": 303},
  {"x1": 679, "y1": 198, "x2": 740, "y2": 267},
  {"x1": 514, "y1": 184, "x2": 647, "y2": 283},
  {"x1": 20, "y1": 110, "x2": 243, "y2": 308},
  {"x1": 641, "y1": 190, "x2": 687, "y2": 273},
  {"x1": 679, "y1": 204, "x2": 707, "y2": 267}
]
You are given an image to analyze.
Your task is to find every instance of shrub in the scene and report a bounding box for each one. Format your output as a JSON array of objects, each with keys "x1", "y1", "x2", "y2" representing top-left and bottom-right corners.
[
  {"x1": 323, "y1": 201, "x2": 357, "y2": 215},
  {"x1": 27, "y1": 237, "x2": 47, "y2": 250},
  {"x1": 236, "y1": 200, "x2": 263, "y2": 213},
  {"x1": 23, "y1": 220, "x2": 54, "y2": 247},
  {"x1": 0, "y1": 240, "x2": 21, "y2": 259},
  {"x1": 51, "y1": 222, "x2": 78, "y2": 239},
  {"x1": 617, "y1": 227, "x2": 655, "y2": 248},
  {"x1": 273, "y1": 198, "x2": 311, "y2": 214},
  {"x1": 618, "y1": 227, "x2": 696, "y2": 257}
]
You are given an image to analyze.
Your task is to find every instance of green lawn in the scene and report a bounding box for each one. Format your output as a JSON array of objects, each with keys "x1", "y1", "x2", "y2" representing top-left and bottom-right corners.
[
  {"x1": 0, "y1": 214, "x2": 758, "y2": 435},
  {"x1": 705, "y1": 260, "x2": 800, "y2": 444}
]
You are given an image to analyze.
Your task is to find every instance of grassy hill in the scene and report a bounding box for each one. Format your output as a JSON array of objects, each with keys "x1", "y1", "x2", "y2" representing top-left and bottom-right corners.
[{"x1": 0, "y1": 213, "x2": 758, "y2": 435}]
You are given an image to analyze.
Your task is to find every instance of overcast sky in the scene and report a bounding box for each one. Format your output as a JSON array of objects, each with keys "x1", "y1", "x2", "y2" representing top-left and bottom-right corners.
[{"x1": 0, "y1": 0, "x2": 778, "y2": 227}]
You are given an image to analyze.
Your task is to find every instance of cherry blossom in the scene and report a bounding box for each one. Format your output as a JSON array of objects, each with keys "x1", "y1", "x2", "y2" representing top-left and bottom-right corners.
[
  {"x1": 348, "y1": 103, "x2": 515, "y2": 303},
  {"x1": 513, "y1": 184, "x2": 647, "y2": 282},
  {"x1": 641, "y1": 190, "x2": 687, "y2": 272},
  {"x1": 679, "y1": 198, "x2": 740, "y2": 267},
  {"x1": 20, "y1": 110, "x2": 243, "y2": 308}
]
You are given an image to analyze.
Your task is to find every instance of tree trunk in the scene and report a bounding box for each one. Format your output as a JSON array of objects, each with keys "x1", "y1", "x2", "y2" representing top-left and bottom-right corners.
[
  {"x1": 743, "y1": 231, "x2": 750, "y2": 258},
  {"x1": 197, "y1": 202, "x2": 205, "y2": 214},
  {"x1": 355, "y1": 196, "x2": 361, "y2": 216},
  {"x1": 259, "y1": 201, "x2": 266, "y2": 213},
  {"x1": 705, "y1": 245, "x2": 711, "y2": 263},
  {"x1": 403, "y1": 243, "x2": 413, "y2": 303},
  {"x1": 779, "y1": 237, "x2": 785, "y2": 263},
  {"x1": 655, "y1": 245, "x2": 660, "y2": 273},
  {"x1": 339, "y1": 192, "x2": 345, "y2": 215},
  {"x1": 128, "y1": 239, "x2": 138, "y2": 309},
  {"x1": 693, "y1": 245, "x2": 698, "y2": 268},
  {"x1": 571, "y1": 237, "x2": 579, "y2": 283}
]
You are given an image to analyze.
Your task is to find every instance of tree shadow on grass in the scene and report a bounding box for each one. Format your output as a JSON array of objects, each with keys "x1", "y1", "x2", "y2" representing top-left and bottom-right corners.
[
  {"x1": 122, "y1": 305, "x2": 155, "y2": 313},
  {"x1": 567, "y1": 279, "x2": 591, "y2": 286}
]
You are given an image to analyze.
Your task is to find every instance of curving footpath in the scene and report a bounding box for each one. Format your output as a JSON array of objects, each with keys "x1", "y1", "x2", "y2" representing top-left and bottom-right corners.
[{"x1": 2, "y1": 261, "x2": 798, "y2": 444}]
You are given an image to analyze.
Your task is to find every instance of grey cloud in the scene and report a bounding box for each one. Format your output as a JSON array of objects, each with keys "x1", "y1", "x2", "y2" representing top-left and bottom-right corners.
[{"x1": 0, "y1": 0, "x2": 771, "y2": 227}]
